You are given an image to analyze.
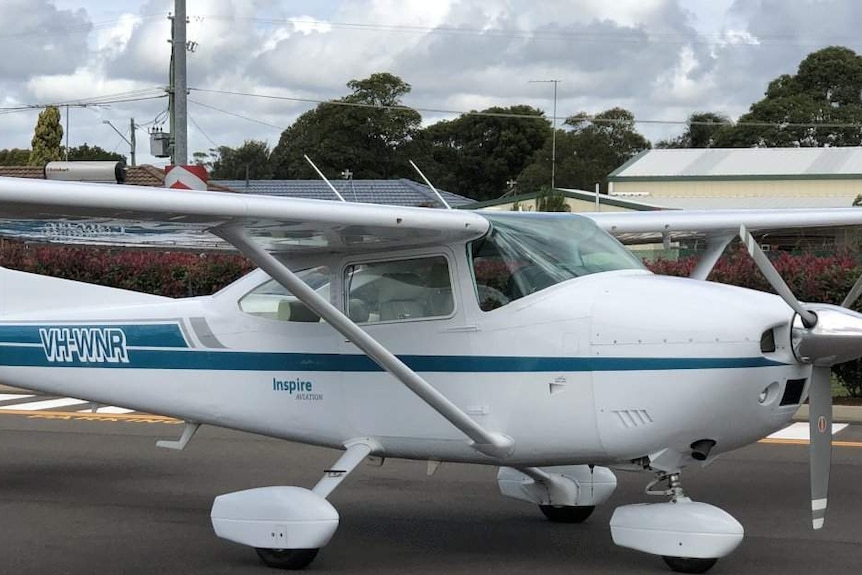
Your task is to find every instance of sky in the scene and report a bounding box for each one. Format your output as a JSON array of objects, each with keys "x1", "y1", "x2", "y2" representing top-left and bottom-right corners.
[{"x1": 1, "y1": 0, "x2": 861, "y2": 169}]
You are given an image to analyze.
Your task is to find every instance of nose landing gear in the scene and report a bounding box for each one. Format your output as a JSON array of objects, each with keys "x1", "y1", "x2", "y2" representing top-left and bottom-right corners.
[{"x1": 610, "y1": 472, "x2": 743, "y2": 574}]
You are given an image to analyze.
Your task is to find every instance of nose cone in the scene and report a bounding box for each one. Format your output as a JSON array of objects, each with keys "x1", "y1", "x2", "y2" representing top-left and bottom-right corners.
[
  {"x1": 590, "y1": 275, "x2": 790, "y2": 348},
  {"x1": 793, "y1": 304, "x2": 862, "y2": 366}
]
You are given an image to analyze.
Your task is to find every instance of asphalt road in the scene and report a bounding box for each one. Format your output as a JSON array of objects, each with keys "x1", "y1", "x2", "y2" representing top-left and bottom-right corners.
[{"x1": 1, "y1": 414, "x2": 861, "y2": 575}]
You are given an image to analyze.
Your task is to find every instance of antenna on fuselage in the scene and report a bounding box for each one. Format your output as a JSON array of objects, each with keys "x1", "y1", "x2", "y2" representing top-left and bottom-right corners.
[
  {"x1": 303, "y1": 155, "x2": 346, "y2": 202},
  {"x1": 409, "y1": 159, "x2": 452, "y2": 210}
]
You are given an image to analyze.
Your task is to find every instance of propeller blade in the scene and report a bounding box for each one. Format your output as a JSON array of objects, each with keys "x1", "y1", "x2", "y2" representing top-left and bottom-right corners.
[
  {"x1": 739, "y1": 225, "x2": 818, "y2": 327},
  {"x1": 841, "y1": 271, "x2": 862, "y2": 309},
  {"x1": 808, "y1": 366, "x2": 833, "y2": 529}
]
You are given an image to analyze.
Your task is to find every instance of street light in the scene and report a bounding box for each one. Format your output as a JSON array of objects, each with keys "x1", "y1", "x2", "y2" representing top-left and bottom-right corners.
[
  {"x1": 529, "y1": 79, "x2": 561, "y2": 190},
  {"x1": 102, "y1": 119, "x2": 137, "y2": 166}
]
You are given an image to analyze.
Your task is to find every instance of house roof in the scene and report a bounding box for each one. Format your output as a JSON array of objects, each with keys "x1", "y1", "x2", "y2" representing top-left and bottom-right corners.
[
  {"x1": 609, "y1": 148, "x2": 862, "y2": 181},
  {"x1": 213, "y1": 178, "x2": 473, "y2": 208},
  {"x1": 0, "y1": 166, "x2": 45, "y2": 179}
]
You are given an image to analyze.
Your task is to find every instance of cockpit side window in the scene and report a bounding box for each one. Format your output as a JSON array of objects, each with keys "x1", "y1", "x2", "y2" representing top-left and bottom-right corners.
[
  {"x1": 344, "y1": 256, "x2": 454, "y2": 323},
  {"x1": 238, "y1": 267, "x2": 329, "y2": 321}
]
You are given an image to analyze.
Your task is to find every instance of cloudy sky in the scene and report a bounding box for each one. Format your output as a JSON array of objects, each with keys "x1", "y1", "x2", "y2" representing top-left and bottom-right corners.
[{"x1": 1, "y1": 0, "x2": 860, "y2": 168}]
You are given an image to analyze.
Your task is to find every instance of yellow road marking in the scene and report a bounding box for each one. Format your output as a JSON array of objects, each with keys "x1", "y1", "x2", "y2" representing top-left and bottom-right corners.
[
  {"x1": 759, "y1": 438, "x2": 862, "y2": 448},
  {"x1": 0, "y1": 408, "x2": 180, "y2": 424}
]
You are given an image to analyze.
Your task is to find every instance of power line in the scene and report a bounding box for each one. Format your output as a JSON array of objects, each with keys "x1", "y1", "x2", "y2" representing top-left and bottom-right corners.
[
  {"x1": 202, "y1": 15, "x2": 862, "y2": 49},
  {"x1": 189, "y1": 87, "x2": 862, "y2": 130},
  {"x1": 187, "y1": 98, "x2": 286, "y2": 130}
]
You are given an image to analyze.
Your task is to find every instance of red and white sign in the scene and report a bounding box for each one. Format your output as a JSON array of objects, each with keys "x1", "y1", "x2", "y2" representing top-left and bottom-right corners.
[{"x1": 165, "y1": 165, "x2": 208, "y2": 190}]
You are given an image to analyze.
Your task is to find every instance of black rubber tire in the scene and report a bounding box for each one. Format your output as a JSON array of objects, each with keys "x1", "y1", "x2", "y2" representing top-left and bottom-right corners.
[
  {"x1": 662, "y1": 556, "x2": 718, "y2": 574},
  {"x1": 538, "y1": 504, "x2": 595, "y2": 523},
  {"x1": 255, "y1": 548, "x2": 319, "y2": 570}
]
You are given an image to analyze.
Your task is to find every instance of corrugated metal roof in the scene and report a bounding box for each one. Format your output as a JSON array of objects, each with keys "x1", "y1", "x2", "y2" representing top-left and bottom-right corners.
[
  {"x1": 212, "y1": 178, "x2": 473, "y2": 208},
  {"x1": 614, "y1": 194, "x2": 859, "y2": 210},
  {"x1": 610, "y1": 148, "x2": 862, "y2": 179}
]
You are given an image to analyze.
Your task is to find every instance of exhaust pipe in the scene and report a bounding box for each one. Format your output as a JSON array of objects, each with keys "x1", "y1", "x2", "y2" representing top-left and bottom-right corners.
[{"x1": 690, "y1": 439, "x2": 716, "y2": 461}]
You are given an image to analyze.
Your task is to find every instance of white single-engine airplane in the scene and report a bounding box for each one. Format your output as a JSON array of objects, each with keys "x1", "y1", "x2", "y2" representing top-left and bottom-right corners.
[{"x1": 1, "y1": 176, "x2": 862, "y2": 573}]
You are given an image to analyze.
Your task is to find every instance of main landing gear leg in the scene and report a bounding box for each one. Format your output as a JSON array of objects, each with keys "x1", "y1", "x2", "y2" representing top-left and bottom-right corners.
[
  {"x1": 211, "y1": 440, "x2": 377, "y2": 570},
  {"x1": 610, "y1": 472, "x2": 744, "y2": 574}
]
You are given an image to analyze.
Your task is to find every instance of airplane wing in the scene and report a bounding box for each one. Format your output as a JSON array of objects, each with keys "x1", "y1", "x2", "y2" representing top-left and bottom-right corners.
[
  {"x1": 0, "y1": 177, "x2": 489, "y2": 254},
  {"x1": 583, "y1": 208, "x2": 862, "y2": 240}
]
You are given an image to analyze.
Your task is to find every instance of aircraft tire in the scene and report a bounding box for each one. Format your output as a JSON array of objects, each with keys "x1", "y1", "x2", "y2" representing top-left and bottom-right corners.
[
  {"x1": 255, "y1": 548, "x2": 319, "y2": 570},
  {"x1": 538, "y1": 504, "x2": 595, "y2": 523},
  {"x1": 661, "y1": 556, "x2": 718, "y2": 574}
]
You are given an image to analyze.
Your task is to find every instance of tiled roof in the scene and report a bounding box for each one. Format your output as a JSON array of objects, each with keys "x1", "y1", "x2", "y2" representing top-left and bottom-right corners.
[
  {"x1": 0, "y1": 166, "x2": 45, "y2": 179},
  {"x1": 213, "y1": 178, "x2": 473, "y2": 207},
  {"x1": 124, "y1": 165, "x2": 165, "y2": 186}
]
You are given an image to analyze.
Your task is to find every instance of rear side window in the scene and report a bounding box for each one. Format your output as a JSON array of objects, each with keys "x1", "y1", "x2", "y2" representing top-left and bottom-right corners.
[
  {"x1": 344, "y1": 256, "x2": 453, "y2": 323},
  {"x1": 238, "y1": 267, "x2": 329, "y2": 322}
]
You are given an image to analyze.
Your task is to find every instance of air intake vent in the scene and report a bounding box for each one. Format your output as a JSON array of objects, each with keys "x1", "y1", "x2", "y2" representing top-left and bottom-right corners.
[
  {"x1": 760, "y1": 329, "x2": 776, "y2": 353},
  {"x1": 780, "y1": 378, "x2": 806, "y2": 406}
]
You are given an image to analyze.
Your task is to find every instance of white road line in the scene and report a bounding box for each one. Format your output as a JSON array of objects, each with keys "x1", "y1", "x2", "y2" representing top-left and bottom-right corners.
[
  {"x1": 0, "y1": 397, "x2": 89, "y2": 411},
  {"x1": 77, "y1": 406, "x2": 135, "y2": 414},
  {"x1": 0, "y1": 393, "x2": 35, "y2": 402},
  {"x1": 767, "y1": 422, "x2": 849, "y2": 441}
]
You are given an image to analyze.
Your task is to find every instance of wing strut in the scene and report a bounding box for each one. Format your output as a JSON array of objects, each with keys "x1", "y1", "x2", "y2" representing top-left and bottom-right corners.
[{"x1": 216, "y1": 226, "x2": 515, "y2": 460}]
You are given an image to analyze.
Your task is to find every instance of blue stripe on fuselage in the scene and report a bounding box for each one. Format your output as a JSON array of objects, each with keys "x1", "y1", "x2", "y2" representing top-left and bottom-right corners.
[{"x1": 0, "y1": 344, "x2": 785, "y2": 372}]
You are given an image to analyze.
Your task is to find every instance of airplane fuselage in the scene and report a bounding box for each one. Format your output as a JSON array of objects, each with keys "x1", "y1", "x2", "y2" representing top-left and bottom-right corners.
[{"x1": 0, "y1": 257, "x2": 806, "y2": 471}]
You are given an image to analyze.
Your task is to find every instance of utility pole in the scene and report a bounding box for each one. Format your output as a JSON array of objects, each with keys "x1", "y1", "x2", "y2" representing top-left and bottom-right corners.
[
  {"x1": 169, "y1": 0, "x2": 188, "y2": 165},
  {"x1": 130, "y1": 117, "x2": 137, "y2": 167},
  {"x1": 529, "y1": 79, "x2": 561, "y2": 190}
]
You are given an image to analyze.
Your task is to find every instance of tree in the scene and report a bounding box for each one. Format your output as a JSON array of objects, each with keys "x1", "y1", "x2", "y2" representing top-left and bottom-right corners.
[
  {"x1": 656, "y1": 112, "x2": 730, "y2": 148},
  {"x1": 206, "y1": 140, "x2": 273, "y2": 180},
  {"x1": 535, "y1": 187, "x2": 570, "y2": 212},
  {"x1": 29, "y1": 106, "x2": 64, "y2": 166},
  {"x1": 0, "y1": 148, "x2": 31, "y2": 165},
  {"x1": 65, "y1": 143, "x2": 125, "y2": 162},
  {"x1": 714, "y1": 46, "x2": 862, "y2": 147},
  {"x1": 270, "y1": 72, "x2": 421, "y2": 180},
  {"x1": 518, "y1": 107, "x2": 651, "y2": 193},
  {"x1": 409, "y1": 105, "x2": 550, "y2": 201}
]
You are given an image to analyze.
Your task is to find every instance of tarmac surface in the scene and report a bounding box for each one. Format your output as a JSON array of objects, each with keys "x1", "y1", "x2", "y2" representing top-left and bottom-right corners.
[{"x1": 0, "y1": 411, "x2": 862, "y2": 575}]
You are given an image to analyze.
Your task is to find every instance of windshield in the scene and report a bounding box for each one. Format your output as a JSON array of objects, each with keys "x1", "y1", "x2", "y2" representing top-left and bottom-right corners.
[{"x1": 470, "y1": 212, "x2": 645, "y2": 310}]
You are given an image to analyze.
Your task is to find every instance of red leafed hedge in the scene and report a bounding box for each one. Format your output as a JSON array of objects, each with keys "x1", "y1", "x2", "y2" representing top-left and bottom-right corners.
[
  {"x1": 646, "y1": 247, "x2": 862, "y2": 308},
  {"x1": 0, "y1": 240, "x2": 254, "y2": 297}
]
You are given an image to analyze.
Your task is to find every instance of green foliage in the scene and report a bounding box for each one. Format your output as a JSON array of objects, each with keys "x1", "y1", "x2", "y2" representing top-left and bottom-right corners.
[
  {"x1": 409, "y1": 105, "x2": 550, "y2": 201},
  {"x1": 65, "y1": 143, "x2": 125, "y2": 162},
  {"x1": 518, "y1": 107, "x2": 650, "y2": 194},
  {"x1": 535, "y1": 187, "x2": 570, "y2": 212},
  {"x1": 205, "y1": 140, "x2": 273, "y2": 180},
  {"x1": 656, "y1": 112, "x2": 731, "y2": 149},
  {"x1": 714, "y1": 46, "x2": 862, "y2": 147},
  {"x1": 29, "y1": 106, "x2": 64, "y2": 166},
  {"x1": 0, "y1": 148, "x2": 31, "y2": 165},
  {"x1": 270, "y1": 72, "x2": 420, "y2": 180}
]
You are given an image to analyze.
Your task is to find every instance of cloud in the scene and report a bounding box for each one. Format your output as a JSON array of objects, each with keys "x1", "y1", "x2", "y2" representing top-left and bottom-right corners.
[
  {"x1": 0, "y1": 0, "x2": 91, "y2": 79},
  {"x1": 4, "y1": 1, "x2": 862, "y2": 163}
]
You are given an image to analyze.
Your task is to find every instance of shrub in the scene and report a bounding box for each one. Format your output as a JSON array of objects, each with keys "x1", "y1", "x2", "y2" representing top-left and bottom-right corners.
[{"x1": 0, "y1": 240, "x2": 253, "y2": 298}]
